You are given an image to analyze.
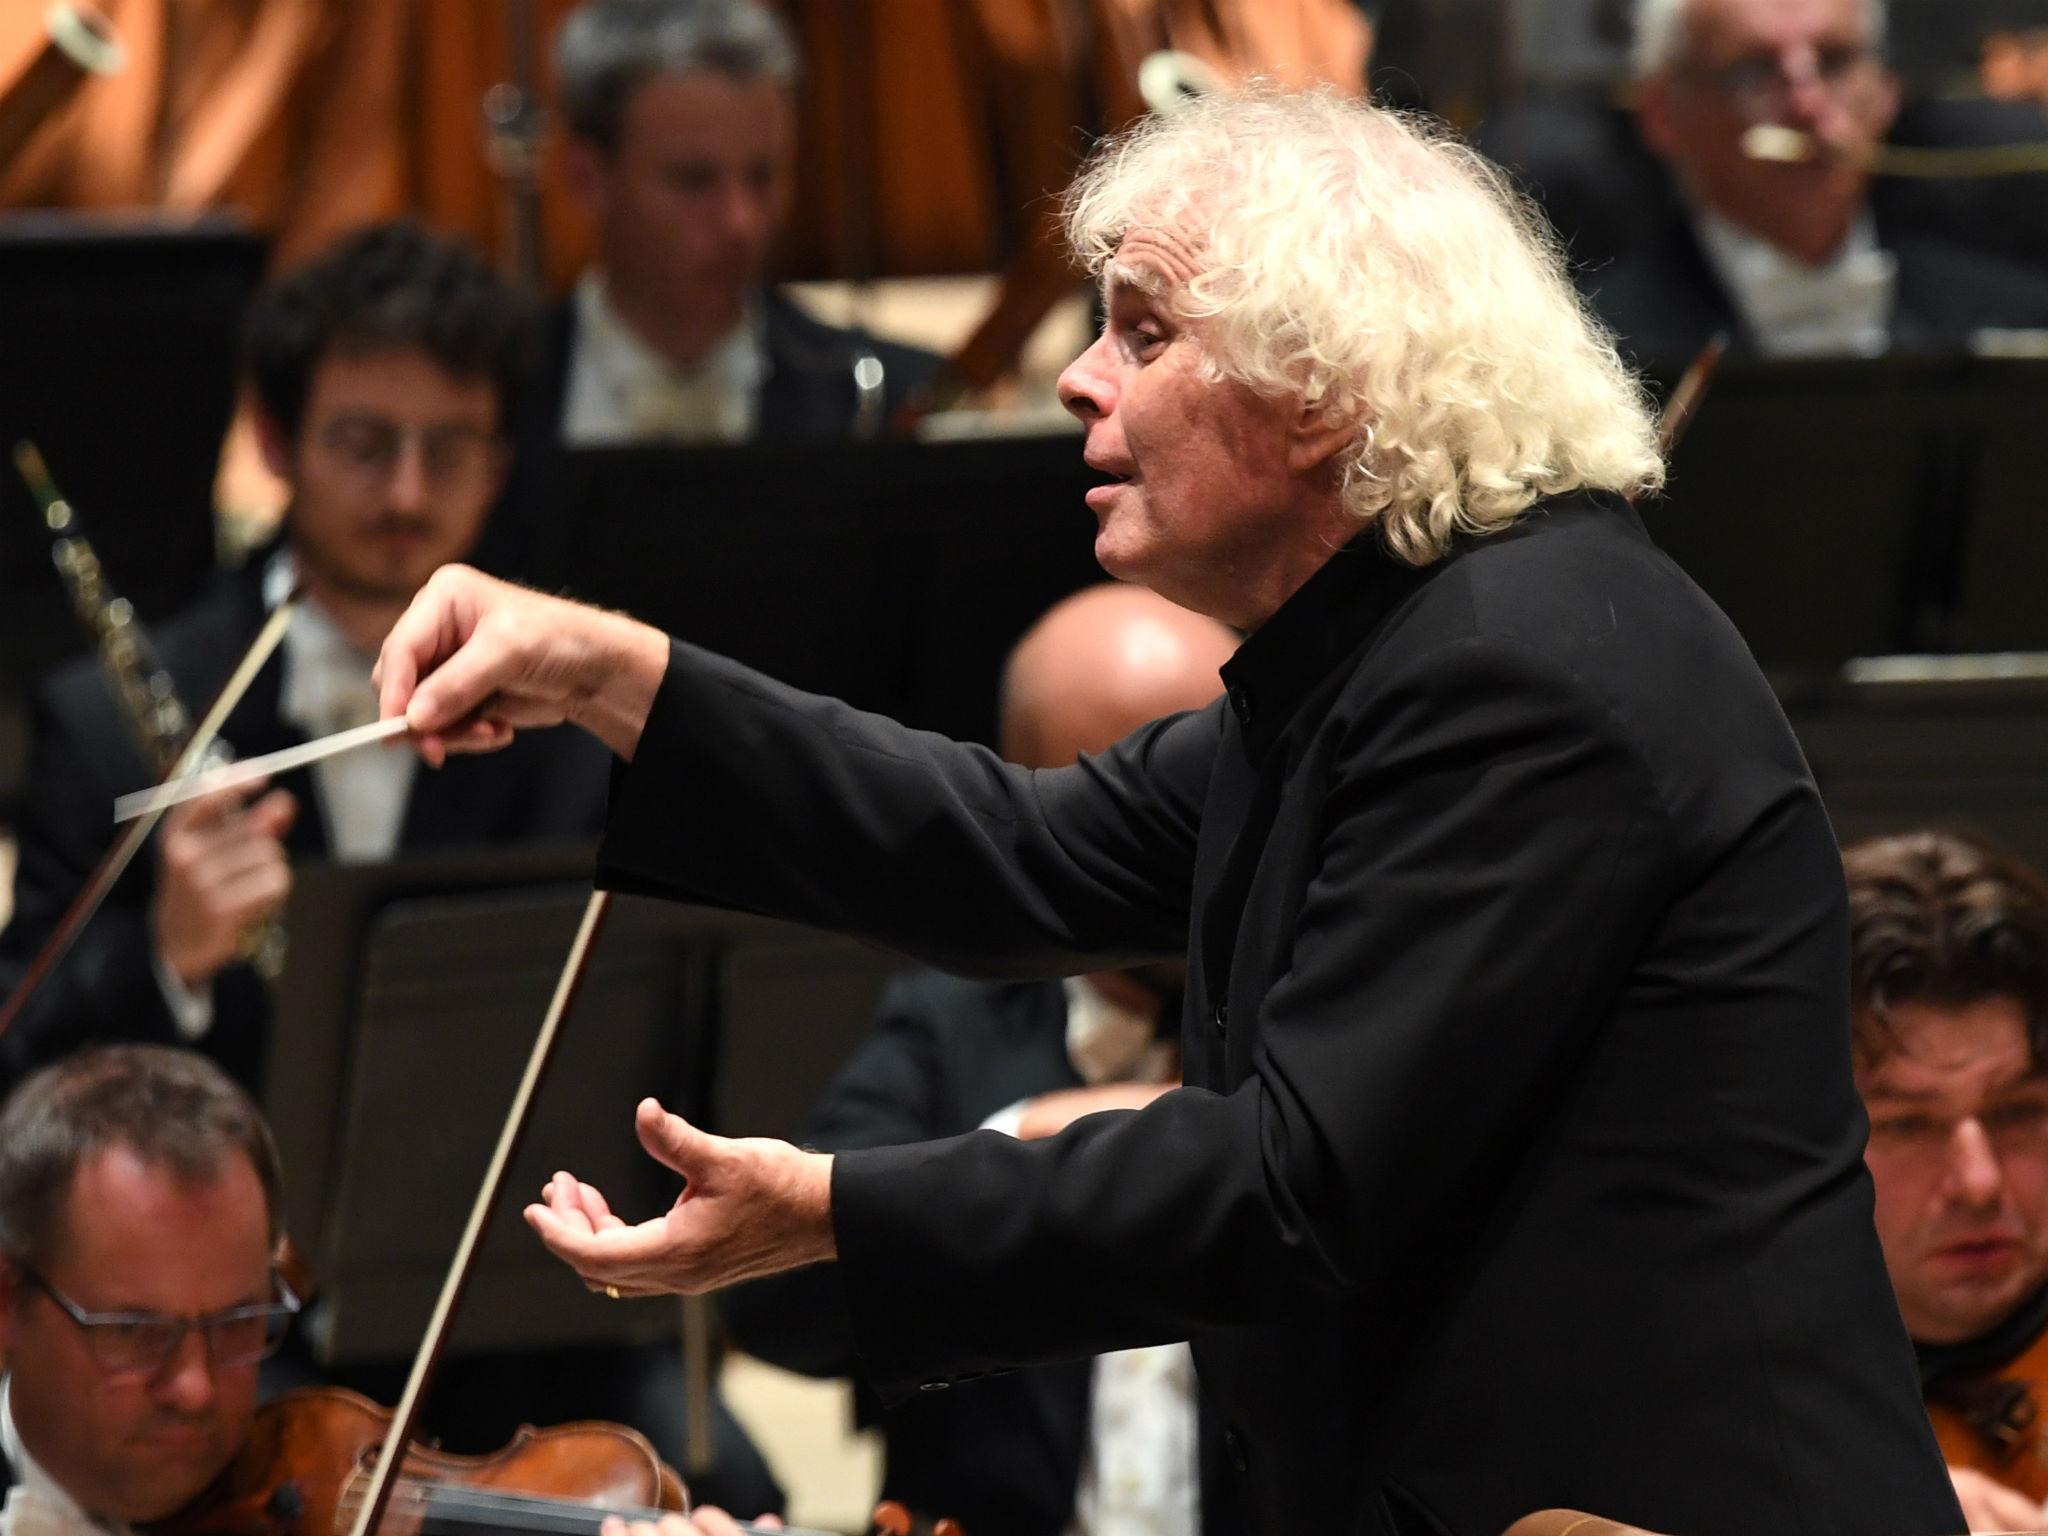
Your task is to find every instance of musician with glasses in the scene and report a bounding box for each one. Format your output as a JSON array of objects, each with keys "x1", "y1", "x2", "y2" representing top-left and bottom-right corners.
[
  {"x1": 1585, "y1": 0, "x2": 2048, "y2": 367},
  {"x1": 0, "y1": 218, "x2": 614, "y2": 1099},
  {"x1": 0, "y1": 1044, "x2": 296, "y2": 1531}
]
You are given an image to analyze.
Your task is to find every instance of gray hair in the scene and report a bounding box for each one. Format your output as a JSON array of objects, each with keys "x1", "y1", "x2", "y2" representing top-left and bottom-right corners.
[
  {"x1": 1631, "y1": 0, "x2": 1888, "y2": 78},
  {"x1": 0, "y1": 1046, "x2": 284, "y2": 1271},
  {"x1": 556, "y1": 0, "x2": 799, "y2": 151}
]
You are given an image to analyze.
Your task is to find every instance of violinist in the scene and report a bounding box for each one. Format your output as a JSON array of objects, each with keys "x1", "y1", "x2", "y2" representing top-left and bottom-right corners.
[
  {"x1": 1845, "y1": 831, "x2": 2048, "y2": 1533},
  {"x1": 0, "y1": 1044, "x2": 754, "y2": 1535},
  {"x1": 0, "y1": 1044, "x2": 294, "y2": 1532}
]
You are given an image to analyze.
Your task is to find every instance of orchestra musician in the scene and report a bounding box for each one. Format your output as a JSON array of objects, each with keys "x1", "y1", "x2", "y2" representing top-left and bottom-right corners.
[
  {"x1": 542, "y1": 0, "x2": 937, "y2": 446},
  {"x1": 376, "y1": 88, "x2": 1963, "y2": 1535},
  {"x1": 0, "y1": 1044, "x2": 296, "y2": 1530},
  {"x1": 0, "y1": 1043, "x2": 746, "y2": 1535},
  {"x1": 0, "y1": 218, "x2": 612, "y2": 1098},
  {"x1": 1844, "y1": 831, "x2": 2048, "y2": 1533}
]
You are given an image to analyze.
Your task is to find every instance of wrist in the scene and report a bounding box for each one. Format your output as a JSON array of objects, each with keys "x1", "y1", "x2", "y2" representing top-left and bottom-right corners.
[
  {"x1": 804, "y1": 1151, "x2": 838, "y2": 1263},
  {"x1": 566, "y1": 611, "x2": 669, "y2": 761}
]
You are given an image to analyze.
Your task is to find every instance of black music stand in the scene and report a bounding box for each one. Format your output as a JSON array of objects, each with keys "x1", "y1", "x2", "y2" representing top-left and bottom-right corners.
[
  {"x1": 266, "y1": 843, "x2": 904, "y2": 1366},
  {"x1": 533, "y1": 431, "x2": 1104, "y2": 747},
  {"x1": 0, "y1": 212, "x2": 262, "y2": 813}
]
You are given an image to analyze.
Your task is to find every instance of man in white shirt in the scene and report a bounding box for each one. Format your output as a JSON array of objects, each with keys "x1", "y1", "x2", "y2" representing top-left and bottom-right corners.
[
  {"x1": 0, "y1": 1046, "x2": 292, "y2": 1533},
  {"x1": 0, "y1": 220, "x2": 613, "y2": 1095},
  {"x1": 724, "y1": 585, "x2": 1237, "y2": 1536},
  {"x1": 543, "y1": 0, "x2": 937, "y2": 449},
  {"x1": 1584, "y1": 0, "x2": 2048, "y2": 366}
]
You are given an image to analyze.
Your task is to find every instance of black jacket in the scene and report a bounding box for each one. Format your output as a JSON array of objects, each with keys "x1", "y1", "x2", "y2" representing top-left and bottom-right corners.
[
  {"x1": 723, "y1": 970, "x2": 1094, "y2": 1536},
  {"x1": 597, "y1": 493, "x2": 1962, "y2": 1536},
  {"x1": 0, "y1": 557, "x2": 612, "y2": 1092},
  {"x1": 1580, "y1": 179, "x2": 2048, "y2": 373},
  {"x1": 485, "y1": 289, "x2": 942, "y2": 584}
]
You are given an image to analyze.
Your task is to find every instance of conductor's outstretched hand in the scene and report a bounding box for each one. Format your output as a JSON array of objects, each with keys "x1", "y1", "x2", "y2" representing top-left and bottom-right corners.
[
  {"x1": 525, "y1": 1098, "x2": 837, "y2": 1297},
  {"x1": 373, "y1": 564, "x2": 671, "y2": 767}
]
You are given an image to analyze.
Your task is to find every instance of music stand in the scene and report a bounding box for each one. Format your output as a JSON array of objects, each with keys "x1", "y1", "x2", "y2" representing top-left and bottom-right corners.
[
  {"x1": 0, "y1": 212, "x2": 263, "y2": 812},
  {"x1": 267, "y1": 843, "x2": 904, "y2": 1365}
]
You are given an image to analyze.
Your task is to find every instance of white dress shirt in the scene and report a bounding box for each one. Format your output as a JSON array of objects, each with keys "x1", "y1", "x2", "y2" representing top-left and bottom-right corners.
[
  {"x1": 1693, "y1": 206, "x2": 1897, "y2": 358},
  {"x1": 0, "y1": 1380, "x2": 131, "y2": 1536},
  {"x1": 560, "y1": 272, "x2": 766, "y2": 445},
  {"x1": 979, "y1": 978, "x2": 1199, "y2": 1536},
  {"x1": 155, "y1": 557, "x2": 417, "y2": 1038}
]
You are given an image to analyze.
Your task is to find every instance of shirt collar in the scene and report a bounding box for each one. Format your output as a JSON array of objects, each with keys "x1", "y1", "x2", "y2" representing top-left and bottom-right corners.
[
  {"x1": 574, "y1": 271, "x2": 765, "y2": 400},
  {"x1": 1216, "y1": 530, "x2": 1434, "y2": 764},
  {"x1": 1691, "y1": 204, "x2": 1895, "y2": 357}
]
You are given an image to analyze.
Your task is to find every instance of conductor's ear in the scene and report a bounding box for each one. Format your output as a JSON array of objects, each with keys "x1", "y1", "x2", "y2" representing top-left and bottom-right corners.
[{"x1": 1288, "y1": 402, "x2": 1356, "y2": 477}]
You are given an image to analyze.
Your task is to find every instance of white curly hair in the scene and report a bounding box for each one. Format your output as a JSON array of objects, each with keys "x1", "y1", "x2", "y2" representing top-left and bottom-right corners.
[{"x1": 1063, "y1": 88, "x2": 1665, "y2": 567}]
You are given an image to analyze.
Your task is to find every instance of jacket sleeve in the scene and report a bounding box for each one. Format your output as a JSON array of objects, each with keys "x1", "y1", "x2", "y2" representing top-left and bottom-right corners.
[
  {"x1": 826, "y1": 635, "x2": 1678, "y2": 1391},
  {"x1": 596, "y1": 640, "x2": 1216, "y2": 978},
  {"x1": 0, "y1": 680, "x2": 183, "y2": 1086}
]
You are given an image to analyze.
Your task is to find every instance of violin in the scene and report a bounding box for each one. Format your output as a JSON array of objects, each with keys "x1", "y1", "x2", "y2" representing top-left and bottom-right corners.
[
  {"x1": 1925, "y1": 1324, "x2": 2048, "y2": 1501},
  {"x1": 147, "y1": 1385, "x2": 688, "y2": 1536},
  {"x1": 147, "y1": 1386, "x2": 962, "y2": 1536}
]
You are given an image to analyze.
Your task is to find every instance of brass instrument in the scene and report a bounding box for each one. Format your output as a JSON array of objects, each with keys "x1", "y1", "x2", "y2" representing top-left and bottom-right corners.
[{"x1": 13, "y1": 441, "x2": 286, "y2": 977}]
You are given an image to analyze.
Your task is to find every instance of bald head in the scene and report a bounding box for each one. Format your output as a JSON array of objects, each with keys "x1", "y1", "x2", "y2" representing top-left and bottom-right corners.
[{"x1": 1000, "y1": 584, "x2": 1238, "y2": 770}]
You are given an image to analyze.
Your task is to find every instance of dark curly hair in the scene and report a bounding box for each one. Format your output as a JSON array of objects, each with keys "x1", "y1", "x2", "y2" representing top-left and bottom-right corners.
[
  {"x1": 240, "y1": 219, "x2": 536, "y2": 440},
  {"x1": 1843, "y1": 830, "x2": 2048, "y2": 1066}
]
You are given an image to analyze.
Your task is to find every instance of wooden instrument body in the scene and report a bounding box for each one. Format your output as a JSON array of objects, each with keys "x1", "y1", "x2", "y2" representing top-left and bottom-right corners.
[
  {"x1": 1927, "y1": 1325, "x2": 2048, "y2": 1500},
  {"x1": 148, "y1": 1386, "x2": 686, "y2": 1536}
]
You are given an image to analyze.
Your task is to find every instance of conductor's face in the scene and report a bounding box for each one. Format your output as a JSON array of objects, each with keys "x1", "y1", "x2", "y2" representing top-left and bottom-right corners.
[
  {"x1": 0, "y1": 1145, "x2": 272, "y2": 1519},
  {"x1": 1057, "y1": 231, "x2": 1321, "y2": 632},
  {"x1": 279, "y1": 347, "x2": 506, "y2": 612},
  {"x1": 1858, "y1": 998, "x2": 2048, "y2": 1346}
]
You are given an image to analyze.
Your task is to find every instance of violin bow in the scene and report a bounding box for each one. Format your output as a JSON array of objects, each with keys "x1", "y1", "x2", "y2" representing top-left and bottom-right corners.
[
  {"x1": 1656, "y1": 332, "x2": 1727, "y2": 461},
  {"x1": 0, "y1": 587, "x2": 301, "y2": 1040},
  {"x1": 346, "y1": 888, "x2": 616, "y2": 1536}
]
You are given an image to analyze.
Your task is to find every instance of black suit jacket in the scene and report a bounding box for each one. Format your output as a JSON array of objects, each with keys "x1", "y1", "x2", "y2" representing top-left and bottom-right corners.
[
  {"x1": 596, "y1": 493, "x2": 1962, "y2": 1536},
  {"x1": 1579, "y1": 174, "x2": 2048, "y2": 373},
  {"x1": 484, "y1": 289, "x2": 942, "y2": 584},
  {"x1": 0, "y1": 557, "x2": 613, "y2": 1092},
  {"x1": 723, "y1": 971, "x2": 1094, "y2": 1536}
]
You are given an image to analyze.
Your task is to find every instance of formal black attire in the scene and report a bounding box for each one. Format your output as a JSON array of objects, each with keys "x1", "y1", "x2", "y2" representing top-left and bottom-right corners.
[
  {"x1": 0, "y1": 555, "x2": 614, "y2": 1094},
  {"x1": 594, "y1": 492, "x2": 1962, "y2": 1536},
  {"x1": 1578, "y1": 176, "x2": 2048, "y2": 372},
  {"x1": 485, "y1": 290, "x2": 942, "y2": 584},
  {"x1": 724, "y1": 971, "x2": 1095, "y2": 1536},
  {"x1": 1477, "y1": 92, "x2": 2048, "y2": 372}
]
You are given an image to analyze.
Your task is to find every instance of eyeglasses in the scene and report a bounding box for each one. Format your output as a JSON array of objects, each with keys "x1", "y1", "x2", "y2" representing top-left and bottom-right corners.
[
  {"x1": 1686, "y1": 43, "x2": 1885, "y2": 124},
  {"x1": 20, "y1": 1267, "x2": 300, "y2": 1376},
  {"x1": 313, "y1": 416, "x2": 501, "y2": 491}
]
